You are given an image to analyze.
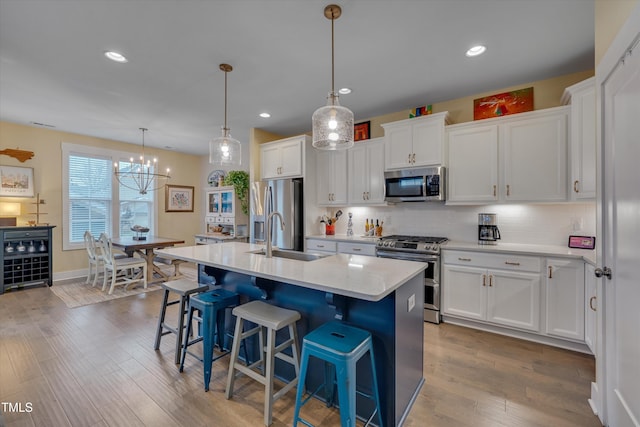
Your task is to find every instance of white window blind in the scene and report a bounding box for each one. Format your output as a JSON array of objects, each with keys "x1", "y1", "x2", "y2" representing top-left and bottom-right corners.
[{"x1": 68, "y1": 154, "x2": 112, "y2": 243}]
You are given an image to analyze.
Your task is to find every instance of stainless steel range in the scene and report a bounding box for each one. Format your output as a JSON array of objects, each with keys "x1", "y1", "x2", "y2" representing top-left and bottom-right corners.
[{"x1": 376, "y1": 235, "x2": 448, "y2": 324}]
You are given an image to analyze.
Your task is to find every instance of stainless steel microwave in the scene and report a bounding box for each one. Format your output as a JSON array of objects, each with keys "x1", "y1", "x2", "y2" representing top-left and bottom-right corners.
[{"x1": 384, "y1": 166, "x2": 446, "y2": 202}]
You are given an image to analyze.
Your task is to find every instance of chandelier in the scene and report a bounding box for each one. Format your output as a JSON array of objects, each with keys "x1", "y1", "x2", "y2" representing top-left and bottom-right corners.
[
  {"x1": 312, "y1": 4, "x2": 354, "y2": 150},
  {"x1": 210, "y1": 63, "x2": 242, "y2": 165},
  {"x1": 114, "y1": 128, "x2": 171, "y2": 195}
]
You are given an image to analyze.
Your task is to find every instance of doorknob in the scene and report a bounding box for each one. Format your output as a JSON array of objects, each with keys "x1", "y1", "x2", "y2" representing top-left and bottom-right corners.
[{"x1": 594, "y1": 266, "x2": 612, "y2": 280}]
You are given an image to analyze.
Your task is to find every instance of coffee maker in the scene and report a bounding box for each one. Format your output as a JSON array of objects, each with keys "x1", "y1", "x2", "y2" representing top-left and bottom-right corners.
[{"x1": 478, "y1": 213, "x2": 501, "y2": 245}]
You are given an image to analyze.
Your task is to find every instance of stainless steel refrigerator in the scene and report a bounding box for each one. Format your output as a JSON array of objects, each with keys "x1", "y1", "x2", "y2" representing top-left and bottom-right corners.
[{"x1": 250, "y1": 178, "x2": 303, "y2": 251}]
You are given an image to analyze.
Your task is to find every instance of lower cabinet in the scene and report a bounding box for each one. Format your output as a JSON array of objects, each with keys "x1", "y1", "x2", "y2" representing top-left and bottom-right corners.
[
  {"x1": 442, "y1": 258, "x2": 540, "y2": 332},
  {"x1": 584, "y1": 263, "x2": 597, "y2": 354},
  {"x1": 306, "y1": 239, "x2": 376, "y2": 256},
  {"x1": 443, "y1": 249, "x2": 589, "y2": 349},
  {"x1": 545, "y1": 257, "x2": 585, "y2": 341}
]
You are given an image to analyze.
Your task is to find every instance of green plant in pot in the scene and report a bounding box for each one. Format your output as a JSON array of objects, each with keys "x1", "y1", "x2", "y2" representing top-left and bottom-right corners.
[{"x1": 224, "y1": 170, "x2": 249, "y2": 215}]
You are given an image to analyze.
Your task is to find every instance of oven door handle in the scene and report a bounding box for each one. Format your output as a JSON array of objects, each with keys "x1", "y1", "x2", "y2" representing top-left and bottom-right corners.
[{"x1": 376, "y1": 250, "x2": 439, "y2": 262}]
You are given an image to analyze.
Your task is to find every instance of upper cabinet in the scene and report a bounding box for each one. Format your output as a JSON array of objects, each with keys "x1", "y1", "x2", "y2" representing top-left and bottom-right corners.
[
  {"x1": 447, "y1": 107, "x2": 569, "y2": 204},
  {"x1": 260, "y1": 135, "x2": 309, "y2": 180},
  {"x1": 316, "y1": 149, "x2": 348, "y2": 206},
  {"x1": 348, "y1": 137, "x2": 385, "y2": 205},
  {"x1": 562, "y1": 77, "x2": 596, "y2": 200},
  {"x1": 382, "y1": 112, "x2": 450, "y2": 170}
]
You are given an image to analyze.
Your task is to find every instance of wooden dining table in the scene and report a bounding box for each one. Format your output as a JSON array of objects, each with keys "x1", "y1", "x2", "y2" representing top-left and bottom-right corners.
[{"x1": 110, "y1": 236, "x2": 186, "y2": 285}]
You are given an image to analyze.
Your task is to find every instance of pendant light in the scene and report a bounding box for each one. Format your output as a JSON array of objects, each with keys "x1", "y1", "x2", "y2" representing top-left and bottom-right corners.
[
  {"x1": 114, "y1": 128, "x2": 171, "y2": 195},
  {"x1": 312, "y1": 4, "x2": 354, "y2": 150},
  {"x1": 209, "y1": 63, "x2": 242, "y2": 165}
]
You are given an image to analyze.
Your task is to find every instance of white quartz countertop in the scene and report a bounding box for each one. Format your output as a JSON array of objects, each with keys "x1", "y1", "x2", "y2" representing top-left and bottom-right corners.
[
  {"x1": 156, "y1": 242, "x2": 426, "y2": 301},
  {"x1": 443, "y1": 241, "x2": 596, "y2": 265},
  {"x1": 306, "y1": 234, "x2": 381, "y2": 244},
  {"x1": 195, "y1": 233, "x2": 246, "y2": 240}
]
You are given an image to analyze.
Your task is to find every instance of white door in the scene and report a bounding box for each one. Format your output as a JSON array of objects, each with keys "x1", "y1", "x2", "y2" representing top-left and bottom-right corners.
[
  {"x1": 545, "y1": 258, "x2": 585, "y2": 341},
  {"x1": 600, "y1": 12, "x2": 640, "y2": 426},
  {"x1": 487, "y1": 269, "x2": 540, "y2": 332},
  {"x1": 442, "y1": 264, "x2": 486, "y2": 321}
]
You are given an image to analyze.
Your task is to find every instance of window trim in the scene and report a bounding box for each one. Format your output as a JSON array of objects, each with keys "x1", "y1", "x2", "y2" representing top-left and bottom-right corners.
[{"x1": 61, "y1": 142, "x2": 158, "y2": 251}]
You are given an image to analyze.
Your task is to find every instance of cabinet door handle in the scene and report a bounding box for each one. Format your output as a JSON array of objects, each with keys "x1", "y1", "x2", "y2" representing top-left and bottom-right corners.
[
  {"x1": 363, "y1": 192, "x2": 366, "y2": 200},
  {"x1": 493, "y1": 185, "x2": 497, "y2": 197},
  {"x1": 589, "y1": 296, "x2": 597, "y2": 311},
  {"x1": 317, "y1": 244, "x2": 325, "y2": 248},
  {"x1": 489, "y1": 275, "x2": 493, "y2": 287},
  {"x1": 408, "y1": 153, "x2": 412, "y2": 164},
  {"x1": 412, "y1": 153, "x2": 416, "y2": 164},
  {"x1": 548, "y1": 266, "x2": 553, "y2": 279},
  {"x1": 506, "y1": 184, "x2": 511, "y2": 196},
  {"x1": 353, "y1": 248, "x2": 361, "y2": 251},
  {"x1": 482, "y1": 274, "x2": 486, "y2": 286},
  {"x1": 458, "y1": 257, "x2": 472, "y2": 261},
  {"x1": 366, "y1": 191, "x2": 370, "y2": 200},
  {"x1": 505, "y1": 261, "x2": 520, "y2": 266},
  {"x1": 574, "y1": 180, "x2": 579, "y2": 193}
]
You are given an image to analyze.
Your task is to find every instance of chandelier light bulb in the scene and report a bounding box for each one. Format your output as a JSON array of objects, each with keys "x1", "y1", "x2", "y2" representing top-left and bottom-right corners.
[{"x1": 209, "y1": 64, "x2": 242, "y2": 166}]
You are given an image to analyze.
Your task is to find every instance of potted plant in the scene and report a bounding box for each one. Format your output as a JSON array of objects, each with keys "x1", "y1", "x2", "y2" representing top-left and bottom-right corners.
[{"x1": 224, "y1": 170, "x2": 250, "y2": 215}]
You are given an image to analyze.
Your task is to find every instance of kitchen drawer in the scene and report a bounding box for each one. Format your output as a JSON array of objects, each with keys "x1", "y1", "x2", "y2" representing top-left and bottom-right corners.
[
  {"x1": 443, "y1": 250, "x2": 541, "y2": 272},
  {"x1": 4, "y1": 230, "x2": 49, "y2": 239},
  {"x1": 306, "y1": 239, "x2": 337, "y2": 253},
  {"x1": 337, "y1": 242, "x2": 376, "y2": 256}
]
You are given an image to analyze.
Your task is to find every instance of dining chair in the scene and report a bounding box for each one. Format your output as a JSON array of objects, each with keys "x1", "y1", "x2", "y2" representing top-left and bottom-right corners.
[
  {"x1": 83, "y1": 231, "x2": 104, "y2": 287},
  {"x1": 98, "y1": 233, "x2": 147, "y2": 295}
]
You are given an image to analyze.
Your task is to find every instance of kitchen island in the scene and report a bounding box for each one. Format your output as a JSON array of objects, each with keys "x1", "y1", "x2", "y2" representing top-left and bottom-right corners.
[{"x1": 156, "y1": 242, "x2": 427, "y2": 426}]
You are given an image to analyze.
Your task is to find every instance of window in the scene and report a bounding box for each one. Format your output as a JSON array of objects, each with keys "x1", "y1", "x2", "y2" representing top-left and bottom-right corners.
[{"x1": 62, "y1": 143, "x2": 157, "y2": 250}]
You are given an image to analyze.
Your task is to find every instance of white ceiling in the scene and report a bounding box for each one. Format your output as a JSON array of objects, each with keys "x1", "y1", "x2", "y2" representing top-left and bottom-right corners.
[{"x1": 0, "y1": 0, "x2": 594, "y2": 157}]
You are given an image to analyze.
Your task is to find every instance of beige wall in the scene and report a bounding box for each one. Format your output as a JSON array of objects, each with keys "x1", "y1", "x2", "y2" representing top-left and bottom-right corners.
[
  {"x1": 0, "y1": 121, "x2": 203, "y2": 275},
  {"x1": 364, "y1": 70, "x2": 595, "y2": 139},
  {"x1": 595, "y1": 0, "x2": 639, "y2": 65}
]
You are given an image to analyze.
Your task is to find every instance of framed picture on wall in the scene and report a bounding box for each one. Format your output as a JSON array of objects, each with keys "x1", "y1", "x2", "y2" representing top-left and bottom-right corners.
[
  {"x1": 354, "y1": 121, "x2": 370, "y2": 142},
  {"x1": 165, "y1": 185, "x2": 194, "y2": 212},
  {"x1": 0, "y1": 165, "x2": 35, "y2": 197}
]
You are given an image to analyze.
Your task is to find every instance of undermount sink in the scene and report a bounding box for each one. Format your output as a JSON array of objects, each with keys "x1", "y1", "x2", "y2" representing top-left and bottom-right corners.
[{"x1": 248, "y1": 248, "x2": 329, "y2": 262}]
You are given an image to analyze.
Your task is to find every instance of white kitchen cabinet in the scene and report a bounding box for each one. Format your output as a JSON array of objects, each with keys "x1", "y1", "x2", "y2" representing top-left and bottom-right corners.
[
  {"x1": 545, "y1": 257, "x2": 585, "y2": 341},
  {"x1": 382, "y1": 112, "x2": 450, "y2": 170},
  {"x1": 443, "y1": 251, "x2": 540, "y2": 332},
  {"x1": 260, "y1": 135, "x2": 308, "y2": 180},
  {"x1": 347, "y1": 137, "x2": 385, "y2": 205},
  {"x1": 336, "y1": 241, "x2": 377, "y2": 256},
  {"x1": 584, "y1": 263, "x2": 596, "y2": 354},
  {"x1": 316, "y1": 150, "x2": 347, "y2": 206},
  {"x1": 500, "y1": 109, "x2": 568, "y2": 202},
  {"x1": 562, "y1": 77, "x2": 596, "y2": 200},
  {"x1": 446, "y1": 107, "x2": 569, "y2": 203},
  {"x1": 447, "y1": 124, "x2": 499, "y2": 202},
  {"x1": 306, "y1": 239, "x2": 337, "y2": 254}
]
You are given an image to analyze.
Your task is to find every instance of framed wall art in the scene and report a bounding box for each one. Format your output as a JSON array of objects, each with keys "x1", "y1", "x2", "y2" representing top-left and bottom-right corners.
[
  {"x1": 354, "y1": 121, "x2": 370, "y2": 142},
  {"x1": 473, "y1": 87, "x2": 534, "y2": 120},
  {"x1": 165, "y1": 185, "x2": 194, "y2": 212},
  {"x1": 0, "y1": 165, "x2": 35, "y2": 197}
]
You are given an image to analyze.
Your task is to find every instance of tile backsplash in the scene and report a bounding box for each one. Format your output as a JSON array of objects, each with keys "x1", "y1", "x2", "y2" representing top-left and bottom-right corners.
[{"x1": 323, "y1": 203, "x2": 596, "y2": 246}]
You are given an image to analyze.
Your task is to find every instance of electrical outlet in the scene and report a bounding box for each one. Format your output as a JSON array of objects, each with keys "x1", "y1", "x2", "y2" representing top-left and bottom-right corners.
[{"x1": 408, "y1": 294, "x2": 415, "y2": 312}]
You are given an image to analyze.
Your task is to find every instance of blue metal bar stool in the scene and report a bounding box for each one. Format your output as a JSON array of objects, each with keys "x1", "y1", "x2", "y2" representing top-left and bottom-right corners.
[
  {"x1": 293, "y1": 321, "x2": 383, "y2": 427},
  {"x1": 180, "y1": 287, "x2": 240, "y2": 391},
  {"x1": 154, "y1": 279, "x2": 209, "y2": 364},
  {"x1": 225, "y1": 300, "x2": 301, "y2": 426}
]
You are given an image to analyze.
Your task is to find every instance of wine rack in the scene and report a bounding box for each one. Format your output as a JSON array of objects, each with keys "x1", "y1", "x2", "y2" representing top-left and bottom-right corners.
[{"x1": 1, "y1": 225, "x2": 55, "y2": 294}]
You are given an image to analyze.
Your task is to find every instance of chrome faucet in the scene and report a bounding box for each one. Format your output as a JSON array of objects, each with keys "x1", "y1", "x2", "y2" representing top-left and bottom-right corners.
[{"x1": 265, "y1": 211, "x2": 285, "y2": 258}]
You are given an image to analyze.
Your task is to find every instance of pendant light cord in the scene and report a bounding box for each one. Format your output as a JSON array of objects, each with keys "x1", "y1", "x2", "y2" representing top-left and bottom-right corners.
[
  {"x1": 331, "y1": 9, "x2": 335, "y2": 95},
  {"x1": 224, "y1": 69, "x2": 228, "y2": 130}
]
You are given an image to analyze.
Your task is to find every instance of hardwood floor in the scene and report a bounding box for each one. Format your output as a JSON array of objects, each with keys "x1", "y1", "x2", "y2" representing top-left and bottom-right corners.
[{"x1": 0, "y1": 283, "x2": 601, "y2": 426}]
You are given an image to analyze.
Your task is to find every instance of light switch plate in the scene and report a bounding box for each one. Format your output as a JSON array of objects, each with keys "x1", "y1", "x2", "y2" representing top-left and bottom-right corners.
[{"x1": 408, "y1": 294, "x2": 415, "y2": 312}]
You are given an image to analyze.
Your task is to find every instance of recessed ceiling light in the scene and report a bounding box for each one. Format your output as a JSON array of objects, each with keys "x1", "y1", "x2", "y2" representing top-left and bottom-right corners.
[
  {"x1": 338, "y1": 88, "x2": 352, "y2": 94},
  {"x1": 104, "y1": 51, "x2": 128, "y2": 63},
  {"x1": 466, "y1": 45, "x2": 486, "y2": 57},
  {"x1": 259, "y1": 112, "x2": 271, "y2": 118}
]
